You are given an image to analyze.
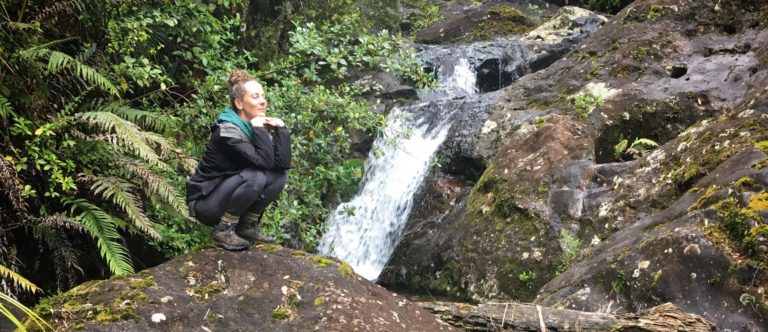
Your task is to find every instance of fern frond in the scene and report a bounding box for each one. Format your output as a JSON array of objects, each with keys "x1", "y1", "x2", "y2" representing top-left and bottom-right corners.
[
  {"x1": 86, "y1": 176, "x2": 160, "y2": 239},
  {"x1": 630, "y1": 138, "x2": 660, "y2": 150},
  {"x1": 0, "y1": 291, "x2": 52, "y2": 332},
  {"x1": 105, "y1": 103, "x2": 177, "y2": 134},
  {"x1": 19, "y1": 47, "x2": 119, "y2": 96},
  {"x1": 47, "y1": 50, "x2": 119, "y2": 96},
  {"x1": 77, "y1": 111, "x2": 171, "y2": 171},
  {"x1": 32, "y1": 214, "x2": 86, "y2": 233},
  {"x1": 17, "y1": 37, "x2": 78, "y2": 56},
  {"x1": 60, "y1": 85, "x2": 94, "y2": 116},
  {"x1": 30, "y1": 221, "x2": 84, "y2": 289},
  {"x1": 0, "y1": 264, "x2": 40, "y2": 294},
  {"x1": 142, "y1": 131, "x2": 176, "y2": 158},
  {"x1": 64, "y1": 198, "x2": 134, "y2": 275},
  {"x1": 0, "y1": 158, "x2": 28, "y2": 215},
  {"x1": 179, "y1": 156, "x2": 199, "y2": 174},
  {"x1": 121, "y1": 160, "x2": 188, "y2": 217},
  {"x1": 0, "y1": 95, "x2": 16, "y2": 119},
  {"x1": 33, "y1": 0, "x2": 85, "y2": 22}
]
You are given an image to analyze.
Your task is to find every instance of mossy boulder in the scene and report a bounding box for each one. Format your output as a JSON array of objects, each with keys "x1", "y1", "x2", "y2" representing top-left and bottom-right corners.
[
  {"x1": 384, "y1": 0, "x2": 768, "y2": 329},
  {"x1": 381, "y1": 116, "x2": 594, "y2": 302},
  {"x1": 31, "y1": 245, "x2": 456, "y2": 331},
  {"x1": 536, "y1": 148, "x2": 768, "y2": 330},
  {"x1": 414, "y1": 0, "x2": 554, "y2": 44}
]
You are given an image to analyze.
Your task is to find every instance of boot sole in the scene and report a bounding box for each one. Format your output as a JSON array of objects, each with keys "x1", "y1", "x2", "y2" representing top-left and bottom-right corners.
[
  {"x1": 215, "y1": 241, "x2": 249, "y2": 251},
  {"x1": 235, "y1": 232, "x2": 275, "y2": 245}
]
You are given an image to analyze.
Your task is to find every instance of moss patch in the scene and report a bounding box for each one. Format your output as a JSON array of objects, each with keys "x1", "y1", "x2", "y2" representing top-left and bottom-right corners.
[
  {"x1": 189, "y1": 282, "x2": 225, "y2": 302},
  {"x1": 313, "y1": 295, "x2": 327, "y2": 306},
  {"x1": 735, "y1": 177, "x2": 756, "y2": 190},
  {"x1": 255, "y1": 243, "x2": 283, "y2": 253},
  {"x1": 337, "y1": 262, "x2": 353, "y2": 278},
  {"x1": 748, "y1": 192, "x2": 768, "y2": 212},
  {"x1": 33, "y1": 280, "x2": 150, "y2": 329},
  {"x1": 707, "y1": 196, "x2": 766, "y2": 259},
  {"x1": 128, "y1": 273, "x2": 156, "y2": 290},
  {"x1": 308, "y1": 256, "x2": 333, "y2": 268},
  {"x1": 462, "y1": 5, "x2": 536, "y2": 42},
  {"x1": 754, "y1": 141, "x2": 768, "y2": 154}
]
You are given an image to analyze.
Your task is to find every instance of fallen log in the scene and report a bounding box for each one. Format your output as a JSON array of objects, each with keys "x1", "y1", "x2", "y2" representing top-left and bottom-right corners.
[{"x1": 418, "y1": 301, "x2": 714, "y2": 331}]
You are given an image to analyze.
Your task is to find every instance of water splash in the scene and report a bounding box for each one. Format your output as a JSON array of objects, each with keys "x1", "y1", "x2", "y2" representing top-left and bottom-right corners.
[
  {"x1": 318, "y1": 106, "x2": 455, "y2": 280},
  {"x1": 319, "y1": 39, "x2": 532, "y2": 280}
]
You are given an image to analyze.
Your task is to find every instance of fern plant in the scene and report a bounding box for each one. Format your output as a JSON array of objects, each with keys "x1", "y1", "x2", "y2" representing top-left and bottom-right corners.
[
  {"x1": 3, "y1": 36, "x2": 195, "y2": 281},
  {"x1": 18, "y1": 46, "x2": 120, "y2": 97},
  {"x1": 64, "y1": 198, "x2": 135, "y2": 275},
  {"x1": 0, "y1": 264, "x2": 51, "y2": 331},
  {"x1": 613, "y1": 137, "x2": 659, "y2": 161}
]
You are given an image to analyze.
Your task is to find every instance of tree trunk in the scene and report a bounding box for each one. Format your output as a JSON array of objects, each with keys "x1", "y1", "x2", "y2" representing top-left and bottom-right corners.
[{"x1": 418, "y1": 301, "x2": 714, "y2": 331}]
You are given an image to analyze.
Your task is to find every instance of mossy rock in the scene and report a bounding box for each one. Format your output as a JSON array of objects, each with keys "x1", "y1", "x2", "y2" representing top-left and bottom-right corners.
[
  {"x1": 29, "y1": 248, "x2": 452, "y2": 331},
  {"x1": 461, "y1": 4, "x2": 537, "y2": 42}
]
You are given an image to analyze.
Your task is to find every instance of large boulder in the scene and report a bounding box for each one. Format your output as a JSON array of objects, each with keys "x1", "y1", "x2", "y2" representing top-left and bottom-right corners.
[
  {"x1": 378, "y1": 6, "x2": 610, "y2": 300},
  {"x1": 414, "y1": 0, "x2": 556, "y2": 44},
  {"x1": 381, "y1": 0, "x2": 768, "y2": 328},
  {"x1": 536, "y1": 147, "x2": 768, "y2": 330},
  {"x1": 33, "y1": 245, "x2": 456, "y2": 331}
]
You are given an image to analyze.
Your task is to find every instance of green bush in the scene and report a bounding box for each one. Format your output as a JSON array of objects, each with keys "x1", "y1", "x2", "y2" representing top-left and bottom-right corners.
[{"x1": 0, "y1": 0, "x2": 433, "y2": 295}]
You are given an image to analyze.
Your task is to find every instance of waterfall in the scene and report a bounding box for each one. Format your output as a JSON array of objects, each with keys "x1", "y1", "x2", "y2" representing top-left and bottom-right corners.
[
  {"x1": 319, "y1": 39, "x2": 528, "y2": 280},
  {"x1": 317, "y1": 106, "x2": 456, "y2": 280}
]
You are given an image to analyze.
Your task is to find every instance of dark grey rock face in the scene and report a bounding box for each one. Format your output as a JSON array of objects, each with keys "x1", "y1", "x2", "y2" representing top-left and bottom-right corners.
[{"x1": 380, "y1": 0, "x2": 768, "y2": 329}]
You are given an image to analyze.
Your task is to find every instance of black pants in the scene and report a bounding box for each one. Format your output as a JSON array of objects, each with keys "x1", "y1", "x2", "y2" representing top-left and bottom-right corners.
[{"x1": 193, "y1": 168, "x2": 287, "y2": 226}]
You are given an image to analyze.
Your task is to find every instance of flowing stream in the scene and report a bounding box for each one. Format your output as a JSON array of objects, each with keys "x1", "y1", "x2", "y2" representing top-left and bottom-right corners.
[{"x1": 318, "y1": 40, "x2": 529, "y2": 280}]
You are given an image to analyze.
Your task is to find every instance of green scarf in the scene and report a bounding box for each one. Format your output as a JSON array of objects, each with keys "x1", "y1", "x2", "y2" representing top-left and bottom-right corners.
[{"x1": 216, "y1": 107, "x2": 253, "y2": 140}]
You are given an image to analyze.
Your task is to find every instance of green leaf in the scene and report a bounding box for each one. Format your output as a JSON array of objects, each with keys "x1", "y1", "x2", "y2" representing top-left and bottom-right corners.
[
  {"x1": 0, "y1": 95, "x2": 15, "y2": 119},
  {"x1": 0, "y1": 265, "x2": 40, "y2": 294},
  {"x1": 88, "y1": 176, "x2": 160, "y2": 239},
  {"x1": 64, "y1": 198, "x2": 134, "y2": 275}
]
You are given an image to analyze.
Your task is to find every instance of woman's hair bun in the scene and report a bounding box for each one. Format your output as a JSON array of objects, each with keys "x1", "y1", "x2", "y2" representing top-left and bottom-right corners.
[{"x1": 228, "y1": 70, "x2": 253, "y2": 87}]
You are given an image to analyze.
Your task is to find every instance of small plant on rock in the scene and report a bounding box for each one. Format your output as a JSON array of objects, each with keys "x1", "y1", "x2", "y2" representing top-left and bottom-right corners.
[
  {"x1": 614, "y1": 137, "x2": 659, "y2": 161},
  {"x1": 559, "y1": 229, "x2": 582, "y2": 269},
  {"x1": 518, "y1": 270, "x2": 536, "y2": 283},
  {"x1": 569, "y1": 93, "x2": 604, "y2": 119}
]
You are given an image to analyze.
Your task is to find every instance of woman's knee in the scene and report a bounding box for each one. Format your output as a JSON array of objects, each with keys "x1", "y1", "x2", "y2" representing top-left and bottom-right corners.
[
  {"x1": 239, "y1": 168, "x2": 267, "y2": 191},
  {"x1": 267, "y1": 170, "x2": 287, "y2": 189},
  {"x1": 262, "y1": 171, "x2": 287, "y2": 199}
]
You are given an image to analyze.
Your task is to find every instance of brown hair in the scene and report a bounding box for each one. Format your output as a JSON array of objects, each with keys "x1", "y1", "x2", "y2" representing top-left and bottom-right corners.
[{"x1": 229, "y1": 70, "x2": 254, "y2": 111}]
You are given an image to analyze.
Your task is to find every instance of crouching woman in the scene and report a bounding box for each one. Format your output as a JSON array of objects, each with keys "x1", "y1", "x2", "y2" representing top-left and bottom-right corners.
[{"x1": 186, "y1": 70, "x2": 291, "y2": 251}]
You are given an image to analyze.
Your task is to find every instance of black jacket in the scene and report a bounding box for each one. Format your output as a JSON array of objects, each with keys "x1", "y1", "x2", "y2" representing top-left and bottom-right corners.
[{"x1": 186, "y1": 121, "x2": 291, "y2": 203}]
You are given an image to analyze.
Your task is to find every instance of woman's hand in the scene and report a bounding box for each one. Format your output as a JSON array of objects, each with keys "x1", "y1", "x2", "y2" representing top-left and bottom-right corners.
[
  {"x1": 264, "y1": 117, "x2": 285, "y2": 128},
  {"x1": 250, "y1": 116, "x2": 265, "y2": 127}
]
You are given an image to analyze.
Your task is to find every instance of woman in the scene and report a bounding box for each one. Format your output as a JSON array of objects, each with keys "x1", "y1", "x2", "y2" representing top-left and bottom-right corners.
[{"x1": 186, "y1": 70, "x2": 291, "y2": 251}]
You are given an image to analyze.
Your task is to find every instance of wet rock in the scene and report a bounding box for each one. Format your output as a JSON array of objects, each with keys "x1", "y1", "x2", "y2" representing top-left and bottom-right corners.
[
  {"x1": 536, "y1": 149, "x2": 768, "y2": 330},
  {"x1": 666, "y1": 64, "x2": 688, "y2": 78},
  {"x1": 381, "y1": 116, "x2": 593, "y2": 302},
  {"x1": 383, "y1": 0, "x2": 768, "y2": 329},
  {"x1": 36, "y1": 246, "x2": 456, "y2": 331},
  {"x1": 414, "y1": 1, "x2": 554, "y2": 44}
]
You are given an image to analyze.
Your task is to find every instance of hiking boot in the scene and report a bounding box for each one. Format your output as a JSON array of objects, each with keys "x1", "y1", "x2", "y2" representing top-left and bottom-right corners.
[
  {"x1": 213, "y1": 213, "x2": 250, "y2": 251},
  {"x1": 236, "y1": 211, "x2": 276, "y2": 244}
]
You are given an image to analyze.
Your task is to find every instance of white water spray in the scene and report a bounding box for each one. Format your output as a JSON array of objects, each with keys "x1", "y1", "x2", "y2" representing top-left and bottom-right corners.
[
  {"x1": 318, "y1": 107, "x2": 455, "y2": 280},
  {"x1": 319, "y1": 49, "x2": 502, "y2": 280}
]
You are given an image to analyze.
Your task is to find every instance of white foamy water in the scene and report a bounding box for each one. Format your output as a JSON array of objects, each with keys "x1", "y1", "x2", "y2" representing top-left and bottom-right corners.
[
  {"x1": 417, "y1": 57, "x2": 477, "y2": 101},
  {"x1": 317, "y1": 49, "x2": 501, "y2": 280},
  {"x1": 317, "y1": 107, "x2": 455, "y2": 280}
]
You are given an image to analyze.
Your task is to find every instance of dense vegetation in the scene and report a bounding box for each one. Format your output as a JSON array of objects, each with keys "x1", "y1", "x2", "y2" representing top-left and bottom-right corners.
[{"x1": 0, "y1": 0, "x2": 433, "y2": 321}]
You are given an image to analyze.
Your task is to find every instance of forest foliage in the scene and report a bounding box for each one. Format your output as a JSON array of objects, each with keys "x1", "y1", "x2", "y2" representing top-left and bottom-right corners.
[{"x1": 0, "y1": 0, "x2": 432, "y2": 315}]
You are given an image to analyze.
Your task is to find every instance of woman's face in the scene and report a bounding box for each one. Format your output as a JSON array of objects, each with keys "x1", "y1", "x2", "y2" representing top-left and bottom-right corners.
[{"x1": 236, "y1": 81, "x2": 267, "y2": 119}]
